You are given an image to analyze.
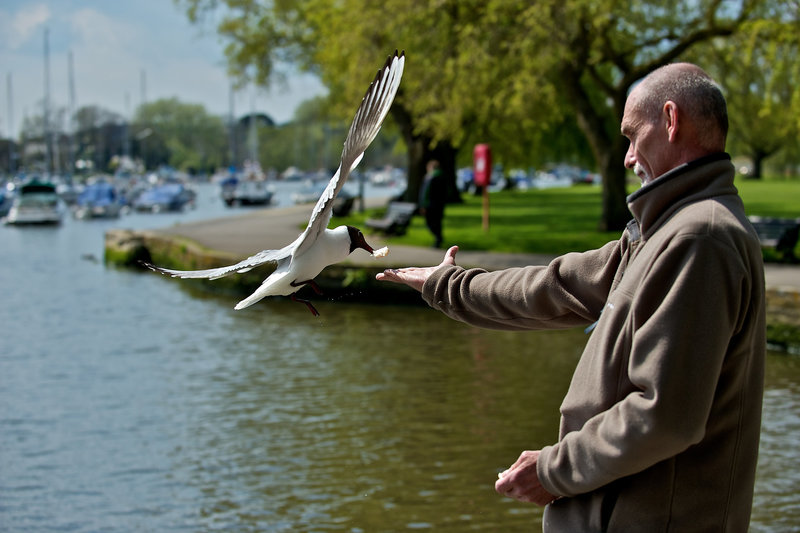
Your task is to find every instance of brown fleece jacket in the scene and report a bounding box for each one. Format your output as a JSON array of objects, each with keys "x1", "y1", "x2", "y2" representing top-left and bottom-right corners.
[{"x1": 422, "y1": 154, "x2": 765, "y2": 532}]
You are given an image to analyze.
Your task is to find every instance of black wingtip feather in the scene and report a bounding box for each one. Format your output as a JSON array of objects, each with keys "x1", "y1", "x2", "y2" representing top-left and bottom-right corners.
[
  {"x1": 363, "y1": 50, "x2": 405, "y2": 102},
  {"x1": 138, "y1": 260, "x2": 164, "y2": 274}
]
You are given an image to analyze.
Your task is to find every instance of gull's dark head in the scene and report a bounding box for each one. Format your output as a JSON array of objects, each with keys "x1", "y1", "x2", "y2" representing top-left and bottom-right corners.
[{"x1": 346, "y1": 225, "x2": 375, "y2": 254}]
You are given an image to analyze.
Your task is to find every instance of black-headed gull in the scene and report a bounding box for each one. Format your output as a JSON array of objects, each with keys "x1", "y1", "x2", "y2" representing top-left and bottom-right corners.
[{"x1": 142, "y1": 51, "x2": 405, "y2": 316}]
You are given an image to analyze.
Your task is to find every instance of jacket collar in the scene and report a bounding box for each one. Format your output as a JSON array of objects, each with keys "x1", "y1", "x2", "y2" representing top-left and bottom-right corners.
[{"x1": 626, "y1": 153, "x2": 736, "y2": 239}]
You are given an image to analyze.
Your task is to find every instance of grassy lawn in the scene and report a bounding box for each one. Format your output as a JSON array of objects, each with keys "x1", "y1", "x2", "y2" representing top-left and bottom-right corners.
[
  {"x1": 342, "y1": 177, "x2": 799, "y2": 258},
  {"x1": 734, "y1": 178, "x2": 800, "y2": 219}
]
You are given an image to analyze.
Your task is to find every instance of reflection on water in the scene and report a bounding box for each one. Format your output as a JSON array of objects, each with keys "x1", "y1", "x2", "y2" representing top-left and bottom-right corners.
[
  {"x1": 157, "y1": 299, "x2": 583, "y2": 532},
  {"x1": 1, "y1": 187, "x2": 798, "y2": 531},
  {"x1": 751, "y1": 353, "x2": 800, "y2": 532}
]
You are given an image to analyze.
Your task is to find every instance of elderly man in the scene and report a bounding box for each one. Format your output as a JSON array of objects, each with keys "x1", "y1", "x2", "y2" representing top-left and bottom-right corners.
[{"x1": 377, "y1": 63, "x2": 765, "y2": 531}]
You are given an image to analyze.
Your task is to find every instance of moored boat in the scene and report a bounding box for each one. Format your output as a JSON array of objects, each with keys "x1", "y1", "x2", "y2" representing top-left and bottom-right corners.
[
  {"x1": 73, "y1": 180, "x2": 125, "y2": 219},
  {"x1": 133, "y1": 182, "x2": 195, "y2": 213},
  {"x1": 221, "y1": 178, "x2": 273, "y2": 207},
  {"x1": 4, "y1": 180, "x2": 65, "y2": 225}
]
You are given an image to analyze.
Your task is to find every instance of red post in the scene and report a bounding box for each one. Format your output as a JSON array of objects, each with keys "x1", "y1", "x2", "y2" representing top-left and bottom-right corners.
[{"x1": 473, "y1": 144, "x2": 492, "y2": 232}]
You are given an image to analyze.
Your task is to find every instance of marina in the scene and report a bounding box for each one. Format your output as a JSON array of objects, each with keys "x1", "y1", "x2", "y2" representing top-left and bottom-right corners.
[{"x1": 1, "y1": 181, "x2": 798, "y2": 531}]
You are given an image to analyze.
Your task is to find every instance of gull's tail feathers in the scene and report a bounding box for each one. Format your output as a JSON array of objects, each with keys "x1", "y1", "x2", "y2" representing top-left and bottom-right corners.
[{"x1": 233, "y1": 269, "x2": 291, "y2": 310}]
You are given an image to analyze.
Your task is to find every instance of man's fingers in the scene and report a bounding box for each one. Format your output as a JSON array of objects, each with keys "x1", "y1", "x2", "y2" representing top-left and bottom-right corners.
[
  {"x1": 376, "y1": 268, "x2": 412, "y2": 282},
  {"x1": 495, "y1": 474, "x2": 515, "y2": 498},
  {"x1": 375, "y1": 269, "x2": 396, "y2": 281},
  {"x1": 444, "y1": 245, "x2": 459, "y2": 264}
]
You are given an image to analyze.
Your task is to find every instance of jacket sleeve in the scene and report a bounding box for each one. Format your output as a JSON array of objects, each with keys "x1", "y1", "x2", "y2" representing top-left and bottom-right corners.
[
  {"x1": 420, "y1": 240, "x2": 623, "y2": 331},
  {"x1": 537, "y1": 233, "x2": 748, "y2": 496}
]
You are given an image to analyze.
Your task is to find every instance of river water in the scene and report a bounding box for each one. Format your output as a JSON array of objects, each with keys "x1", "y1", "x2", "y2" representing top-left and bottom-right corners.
[{"x1": 1, "y1": 183, "x2": 798, "y2": 532}]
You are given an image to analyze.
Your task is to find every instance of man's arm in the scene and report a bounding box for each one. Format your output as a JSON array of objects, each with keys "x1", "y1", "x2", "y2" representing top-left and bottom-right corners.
[{"x1": 379, "y1": 241, "x2": 624, "y2": 331}]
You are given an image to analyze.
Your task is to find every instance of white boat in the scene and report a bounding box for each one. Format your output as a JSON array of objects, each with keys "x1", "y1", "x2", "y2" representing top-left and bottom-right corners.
[
  {"x1": 221, "y1": 178, "x2": 274, "y2": 207},
  {"x1": 4, "y1": 180, "x2": 65, "y2": 225}
]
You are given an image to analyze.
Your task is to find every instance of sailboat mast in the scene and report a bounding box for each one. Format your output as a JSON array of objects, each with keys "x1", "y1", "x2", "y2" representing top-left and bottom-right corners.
[
  {"x1": 44, "y1": 27, "x2": 52, "y2": 176},
  {"x1": 7, "y1": 73, "x2": 14, "y2": 174},
  {"x1": 68, "y1": 50, "x2": 76, "y2": 177}
]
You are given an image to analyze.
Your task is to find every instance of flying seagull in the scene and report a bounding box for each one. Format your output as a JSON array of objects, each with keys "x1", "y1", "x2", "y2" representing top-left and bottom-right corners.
[{"x1": 142, "y1": 51, "x2": 405, "y2": 316}]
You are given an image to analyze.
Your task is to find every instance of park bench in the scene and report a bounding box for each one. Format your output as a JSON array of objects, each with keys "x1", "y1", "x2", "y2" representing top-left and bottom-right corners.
[
  {"x1": 365, "y1": 201, "x2": 417, "y2": 236},
  {"x1": 748, "y1": 216, "x2": 800, "y2": 262}
]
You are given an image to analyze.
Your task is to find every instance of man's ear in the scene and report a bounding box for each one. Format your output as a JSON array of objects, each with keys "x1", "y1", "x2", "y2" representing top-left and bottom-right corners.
[{"x1": 663, "y1": 101, "x2": 679, "y2": 143}]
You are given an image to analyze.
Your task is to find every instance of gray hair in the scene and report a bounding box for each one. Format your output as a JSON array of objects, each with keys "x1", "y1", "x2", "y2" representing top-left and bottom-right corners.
[{"x1": 636, "y1": 63, "x2": 728, "y2": 150}]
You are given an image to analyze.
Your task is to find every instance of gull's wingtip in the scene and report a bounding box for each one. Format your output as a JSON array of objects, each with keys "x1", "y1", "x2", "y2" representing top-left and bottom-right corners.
[
  {"x1": 138, "y1": 259, "x2": 192, "y2": 279},
  {"x1": 139, "y1": 259, "x2": 165, "y2": 274},
  {"x1": 371, "y1": 50, "x2": 405, "y2": 85},
  {"x1": 388, "y1": 50, "x2": 405, "y2": 71}
]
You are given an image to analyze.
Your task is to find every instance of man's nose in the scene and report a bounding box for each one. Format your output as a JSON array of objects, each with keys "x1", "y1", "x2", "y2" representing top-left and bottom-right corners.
[{"x1": 624, "y1": 143, "x2": 635, "y2": 169}]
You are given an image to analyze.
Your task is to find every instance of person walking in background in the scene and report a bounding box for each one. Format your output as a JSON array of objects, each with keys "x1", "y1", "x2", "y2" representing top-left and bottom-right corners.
[
  {"x1": 378, "y1": 63, "x2": 766, "y2": 532},
  {"x1": 419, "y1": 159, "x2": 447, "y2": 248}
]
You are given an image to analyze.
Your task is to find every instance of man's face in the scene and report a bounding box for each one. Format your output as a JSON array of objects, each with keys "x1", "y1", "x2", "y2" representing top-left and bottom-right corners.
[{"x1": 621, "y1": 88, "x2": 669, "y2": 186}]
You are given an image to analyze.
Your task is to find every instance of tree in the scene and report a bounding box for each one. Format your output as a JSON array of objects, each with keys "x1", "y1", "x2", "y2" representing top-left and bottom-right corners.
[
  {"x1": 180, "y1": 0, "x2": 791, "y2": 229},
  {"x1": 688, "y1": 11, "x2": 800, "y2": 178},
  {"x1": 256, "y1": 98, "x2": 332, "y2": 173},
  {"x1": 0, "y1": 138, "x2": 19, "y2": 175},
  {"x1": 179, "y1": 0, "x2": 570, "y2": 203},
  {"x1": 72, "y1": 105, "x2": 125, "y2": 173},
  {"x1": 697, "y1": 33, "x2": 798, "y2": 178},
  {"x1": 133, "y1": 98, "x2": 228, "y2": 173},
  {"x1": 73, "y1": 105, "x2": 124, "y2": 132},
  {"x1": 515, "y1": 0, "x2": 787, "y2": 228}
]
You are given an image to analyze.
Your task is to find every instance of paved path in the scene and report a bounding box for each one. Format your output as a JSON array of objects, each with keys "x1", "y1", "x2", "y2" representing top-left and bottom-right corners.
[{"x1": 153, "y1": 202, "x2": 799, "y2": 291}]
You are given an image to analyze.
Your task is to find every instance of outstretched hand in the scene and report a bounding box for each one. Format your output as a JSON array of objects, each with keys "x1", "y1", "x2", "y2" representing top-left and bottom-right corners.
[{"x1": 375, "y1": 245, "x2": 459, "y2": 293}]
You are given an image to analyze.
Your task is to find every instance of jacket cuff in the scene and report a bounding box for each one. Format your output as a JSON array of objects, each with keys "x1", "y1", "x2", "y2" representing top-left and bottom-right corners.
[
  {"x1": 421, "y1": 264, "x2": 460, "y2": 309},
  {"x1": 537, "y1": 444, "x2": 563, "y2": 497}
]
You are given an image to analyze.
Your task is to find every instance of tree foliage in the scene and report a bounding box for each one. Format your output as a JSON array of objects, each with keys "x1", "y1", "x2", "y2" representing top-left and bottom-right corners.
[
  {"x1": 178, "y1": 0, "x2": 797, "y2": 229},
  {"x1": 19, "y1": 104, "x2": 126, "y2": 174},
  {"x1": 133, "y1": 98, "x2": 228, "y2": 173},
  {"x1": 686, "y1": 4, "x2": 800, "y2": 178}
]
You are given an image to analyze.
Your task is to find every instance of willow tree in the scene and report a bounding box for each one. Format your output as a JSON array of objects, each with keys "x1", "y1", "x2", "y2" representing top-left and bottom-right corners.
[
  {"x1": 180, "y1": 0, "x2": 783, "y2": 230},
  {"x1": 688, "y1": 12, "x2": 800, "y2": 178}
]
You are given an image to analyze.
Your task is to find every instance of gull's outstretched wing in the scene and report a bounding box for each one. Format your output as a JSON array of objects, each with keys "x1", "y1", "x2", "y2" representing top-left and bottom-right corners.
[
  {"x1": 294, "y1": 51, "x2": 405, "y2": 258},
  {"x1": 141, "y1": 242, "x2": 295, "y2": 280}
]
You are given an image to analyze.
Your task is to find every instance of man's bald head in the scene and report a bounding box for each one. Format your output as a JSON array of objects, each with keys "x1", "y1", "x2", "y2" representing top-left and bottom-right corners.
[{"x1": 631, "y1": 63, "x2": 728, "y2": 152}]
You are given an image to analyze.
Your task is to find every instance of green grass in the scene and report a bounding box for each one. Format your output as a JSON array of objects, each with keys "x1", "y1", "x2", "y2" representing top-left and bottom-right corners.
[
  {"x1": 341, "y1": 186, "x2": 620, "y2": 254},
  {"x1": 340, "y1": 178, "x2": 800, "y2": 258},
  {"x1": 735, "y1": 178, "x2": 800, "y2": 219}
]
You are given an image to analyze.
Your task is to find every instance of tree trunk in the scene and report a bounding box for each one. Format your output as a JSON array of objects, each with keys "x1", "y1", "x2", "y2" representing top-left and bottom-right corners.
[
  {"x1": 598, "y1": 138, "x2": 632, "y2": 231},
  {"x1": 392, "y1": 104, "x2": 460, "y2": 205},
  {"x1": 750, "y1": 150, "x2": 765, "y2": 179},
  {"x1": 559, "y1": 64, "x2": 631, "y2": 232}
]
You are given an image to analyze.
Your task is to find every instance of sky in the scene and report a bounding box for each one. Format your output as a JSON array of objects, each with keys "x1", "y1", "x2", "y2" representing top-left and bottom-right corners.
[{"x1": 0, "y1": 0, "x2": 327, "y2": 138}]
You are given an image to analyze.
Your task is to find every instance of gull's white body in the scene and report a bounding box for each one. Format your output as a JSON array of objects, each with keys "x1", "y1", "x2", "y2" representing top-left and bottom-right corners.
[
  {"x1": 143, "y1": 52, "x2": 405, "y2": 311},
  {"x1": 233, "y1": 225, "x2": 353, "y2": 310}
]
